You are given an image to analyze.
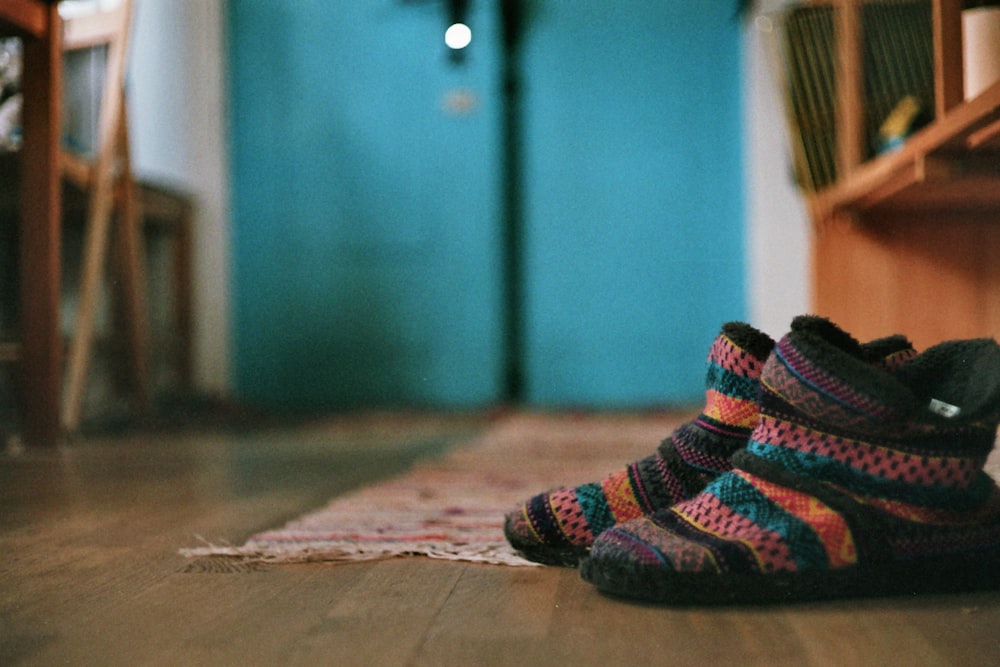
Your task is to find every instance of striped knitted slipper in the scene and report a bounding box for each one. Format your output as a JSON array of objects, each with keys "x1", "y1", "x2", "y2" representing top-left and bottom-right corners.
[
  {"x1": 503, "y1": 320, "x2": 915, "y2": 566},
  {"x1": 581, "y1": 316, "x2": 1000, "y2": 604}
]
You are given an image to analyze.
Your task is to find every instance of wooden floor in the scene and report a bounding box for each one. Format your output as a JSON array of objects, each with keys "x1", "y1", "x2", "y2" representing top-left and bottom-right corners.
[{"x1": 3, "y1": 412, "x2": 1000, "y2": 666}]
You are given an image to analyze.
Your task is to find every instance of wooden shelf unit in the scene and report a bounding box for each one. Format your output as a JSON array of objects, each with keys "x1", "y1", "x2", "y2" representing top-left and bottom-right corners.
[
  {"x1": 808, "y1": 0, "x2": 1000, "y2": 350},
  {"x1": 810, "y1": 81, "x2": 1000, "y2": 221}
]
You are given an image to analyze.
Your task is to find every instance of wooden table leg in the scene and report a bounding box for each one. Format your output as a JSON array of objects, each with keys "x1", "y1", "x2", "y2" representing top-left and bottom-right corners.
[{"x1": 18, "y1": 5, "x2": 62, "y2": 446}]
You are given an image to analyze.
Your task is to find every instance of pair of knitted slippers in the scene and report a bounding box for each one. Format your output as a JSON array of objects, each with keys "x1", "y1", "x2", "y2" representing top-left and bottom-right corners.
[{"x1": 504, "y1": 316, "x2": 1000, "y2": 604}]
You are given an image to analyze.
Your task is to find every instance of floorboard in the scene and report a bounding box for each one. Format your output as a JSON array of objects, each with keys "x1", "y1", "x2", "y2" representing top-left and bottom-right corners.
[{"x1": 3, "y1": 412, "x2": 1000, "y2": 666}]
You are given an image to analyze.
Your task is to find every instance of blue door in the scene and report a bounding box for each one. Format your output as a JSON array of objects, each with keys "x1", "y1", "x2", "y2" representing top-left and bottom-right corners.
[
  {"x1": 228, "y1": 2, "x2": 505, "y2": 409},
  {"x1": 227, "y1": 2, "x2": 744, "y2": 410},
  {"x1": 521, "y1": 2, "x2": 746, "y2": 406}
]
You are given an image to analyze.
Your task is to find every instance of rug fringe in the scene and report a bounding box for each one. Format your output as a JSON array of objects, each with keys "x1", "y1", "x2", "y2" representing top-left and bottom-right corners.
[
  {"x1": 179, "y1": 542, "x2": 542, "y2": 567},
  {"x1": 179, "y1": 413, "x2": 696, "y2": 569}
]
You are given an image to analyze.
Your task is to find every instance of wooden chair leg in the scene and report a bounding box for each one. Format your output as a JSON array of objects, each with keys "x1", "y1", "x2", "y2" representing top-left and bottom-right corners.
[
  {"x1": 60, "y1": 0, "x2": 146, "y2": 431},
  {"x1": 173, "y1": 197, "x2": 194, "y2": 390},
  {"x1": 61, "y1": 150, "x2": 116, "y2": 431},
  {"x1": 17, "y1": 9, "x2": 64, "y2": 446},
  {"x1": 113, "y1": 104, "x2": 151, "y2": 414}
]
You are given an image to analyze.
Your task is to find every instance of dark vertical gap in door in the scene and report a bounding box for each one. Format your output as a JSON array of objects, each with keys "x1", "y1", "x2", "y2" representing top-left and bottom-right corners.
[{"x1": 499, "y1": 0, "x2": 526, "y2": 402}]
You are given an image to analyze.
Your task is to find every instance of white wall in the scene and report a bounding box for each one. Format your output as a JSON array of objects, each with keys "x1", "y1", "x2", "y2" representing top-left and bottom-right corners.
[
  {"x1": 742, "y1": 0, "x2": 811, "y2": 339},
  {"x1": 129, "y1": 0, "x2": 231, "y2": 395}
]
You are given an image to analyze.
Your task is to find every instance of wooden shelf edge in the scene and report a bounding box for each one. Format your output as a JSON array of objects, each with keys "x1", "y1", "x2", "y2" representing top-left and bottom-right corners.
[
  {"x1": 967, "y1": 116, "x2": 1000, "y2": 150},
  {"x1": 0, "y1": 3, "x2": 50, "y2": 39},
  {"x1": 810, "y1": 80, "x2": 1000, "y2": 223}
]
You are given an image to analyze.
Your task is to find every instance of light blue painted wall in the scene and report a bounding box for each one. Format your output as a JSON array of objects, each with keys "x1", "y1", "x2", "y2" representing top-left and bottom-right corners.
[
  {"x1": 229, "y1": 2, "x2": 505, "y2": 409},
  {"x1": 228, "y1": 1, "x2": 744, "y2": 410},
  {"x1": 522, "y1": 2, "x2": 746, "y2": 406}
]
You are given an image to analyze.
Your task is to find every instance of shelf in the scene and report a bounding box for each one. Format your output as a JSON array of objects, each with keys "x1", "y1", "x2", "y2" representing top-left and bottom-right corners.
[
  {"x1": 809, "y1": 80, "x2": 1000, "y2": 222},
  {"x1": 0, "y1": 2, "x2": 51, "y2": 39},
  {"x1": 806, "y1": 1, "x2": 1000, "y2": 350}
]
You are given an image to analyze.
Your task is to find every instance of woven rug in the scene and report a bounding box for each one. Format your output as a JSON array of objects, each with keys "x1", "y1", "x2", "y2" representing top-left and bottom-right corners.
[
  {"x1": 180, "y1": 411, "x2": 688, "y2": 567},
  {"x1": 181, "y1": 412, "x2": 1000, "y2": 568}
]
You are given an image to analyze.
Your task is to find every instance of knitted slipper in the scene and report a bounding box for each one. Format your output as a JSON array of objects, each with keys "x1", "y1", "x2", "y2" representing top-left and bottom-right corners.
[
  {"x1": 503, "y1": 320, "x2": 915, "y2": 566},
  {"x1": 581, "y1": 316, "x2": 1000, "y2": 604}
]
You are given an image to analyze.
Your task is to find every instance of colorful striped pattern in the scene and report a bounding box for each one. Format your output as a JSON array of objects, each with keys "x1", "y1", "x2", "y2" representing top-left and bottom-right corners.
[
  {"x1": 503, "y1": 323, "x2": 776, "y2": 563},
  {"x1": 749, "y1": 415, "x2": 984, "y2": 490},
  {"x1": 668, "y1": 469, "x2": 855, "y2": 572},
  {"x1": 772, "y1": 336, "x2": 901, "y2": 421},
  {"x1": 584, "y1": 317, "x2": 1000, "y2": 594}
]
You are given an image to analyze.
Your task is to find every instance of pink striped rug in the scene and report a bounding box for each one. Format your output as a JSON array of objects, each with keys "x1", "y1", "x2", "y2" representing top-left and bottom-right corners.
[
  {"x1": 180, "y1": 412, "x2": 687, "y2": 567},
  {"x1": 181, "y1": 412, "x2": 1000, "y2": 568}
]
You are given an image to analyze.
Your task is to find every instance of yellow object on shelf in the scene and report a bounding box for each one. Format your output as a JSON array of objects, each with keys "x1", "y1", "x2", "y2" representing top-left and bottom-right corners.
[{"x1": 878, "y1": 95, "x2": 922, "y2": 153}]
